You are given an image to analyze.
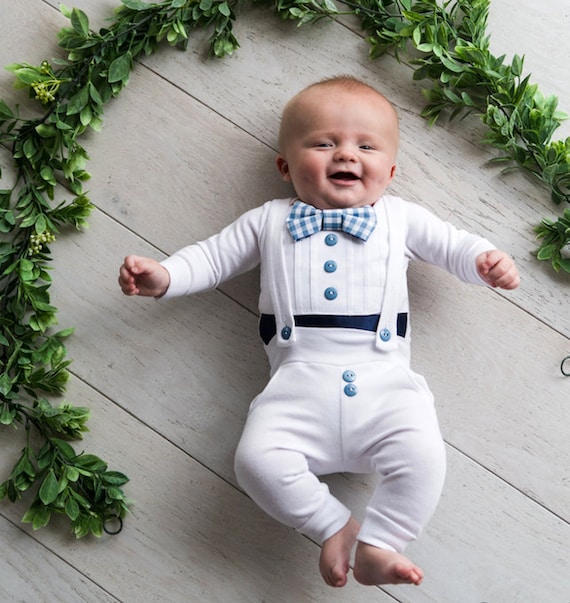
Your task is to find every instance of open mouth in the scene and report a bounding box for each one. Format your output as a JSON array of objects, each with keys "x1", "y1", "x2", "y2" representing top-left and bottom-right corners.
[{"x1": 329, "y1": 171, "x2": 360, "y2": 181}]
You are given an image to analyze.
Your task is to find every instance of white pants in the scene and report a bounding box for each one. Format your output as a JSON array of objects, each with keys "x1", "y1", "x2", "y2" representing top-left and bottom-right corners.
[{"x1": 234, "y1": 329, "x2": 446, "y2": 552}]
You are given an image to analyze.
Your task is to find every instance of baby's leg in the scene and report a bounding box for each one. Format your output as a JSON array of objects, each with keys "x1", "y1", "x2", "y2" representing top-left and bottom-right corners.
[
  {"x1": 234, "y1": 365, "x2": 352, "y2": 548},
  {"x1": 234, "y1": 439, "x2": 350, "y2": 542},
  {"x1": 319, "y1": 517, "x2": 360, "y2": 587},
  {"x1": 236, "y1": 428, "x2": 355, "y2": 587},
  {"x1": 347, "y1": 367, "x2": 447, "y2": 585}
]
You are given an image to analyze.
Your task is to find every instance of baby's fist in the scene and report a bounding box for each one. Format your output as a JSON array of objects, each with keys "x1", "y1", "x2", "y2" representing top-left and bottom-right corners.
[
  {"x1": 118, "y1": 255, "x2": 170, "y2": 297},
  {"x1": 476, "y1": 249, "x2": 520, "y2": 290}
]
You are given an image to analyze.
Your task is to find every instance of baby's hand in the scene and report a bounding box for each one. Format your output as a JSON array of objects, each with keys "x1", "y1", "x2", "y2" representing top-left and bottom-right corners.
[
  {"x1": 476, "y1": 249, "x2": 520, "y2": 290},
  {"x1": 119, "y1": 255, "x2": 170, "y2": 297}
]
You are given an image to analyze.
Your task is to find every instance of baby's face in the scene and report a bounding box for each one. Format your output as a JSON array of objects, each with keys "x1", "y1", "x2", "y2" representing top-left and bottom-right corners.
[{"x1": 276, "y1": 87, "x2": 399, "y2": 210}]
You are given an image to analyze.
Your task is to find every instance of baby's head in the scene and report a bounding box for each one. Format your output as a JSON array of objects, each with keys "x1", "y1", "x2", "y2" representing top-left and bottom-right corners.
[{"x1": 276, "y1": 76, "x2": 399, "y2": 210}]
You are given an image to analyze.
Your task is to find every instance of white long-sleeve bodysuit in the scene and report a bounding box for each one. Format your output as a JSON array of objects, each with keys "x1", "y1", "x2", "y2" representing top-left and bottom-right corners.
[{"x1": 161, "y1": 196, "x2": 495, "y2": 552}]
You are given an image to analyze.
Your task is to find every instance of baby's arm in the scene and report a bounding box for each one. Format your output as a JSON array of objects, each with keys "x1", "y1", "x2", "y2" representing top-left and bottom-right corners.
[
  {"x1": 118, "y1": 255, "x2": 170, "y2": 297},
  {"x1": 476, "y1": 249, "x2": 520, "y2": 290}
]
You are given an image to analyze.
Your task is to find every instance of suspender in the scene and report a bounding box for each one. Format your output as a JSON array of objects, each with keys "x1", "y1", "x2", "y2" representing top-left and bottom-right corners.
[
  {"x1": 264, "y1": 199, "x2": 296, "y2": 347},
  {"x1": 374, "y1": 196, "x2": 404, "y2": 352}
]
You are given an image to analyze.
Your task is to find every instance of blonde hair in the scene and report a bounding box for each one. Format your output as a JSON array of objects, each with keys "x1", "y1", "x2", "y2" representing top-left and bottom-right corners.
[
  {"x1": 278, "y1": 75, "x2": 399, "y2": 151},
  {"x1": 304, "y1": 75, "x2": 387, "y2": 96}
]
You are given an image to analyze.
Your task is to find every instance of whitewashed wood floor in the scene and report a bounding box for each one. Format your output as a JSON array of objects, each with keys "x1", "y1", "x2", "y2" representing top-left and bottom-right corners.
[{"x1": 1, "y1": 1, "x2": 569, "y2": 601}]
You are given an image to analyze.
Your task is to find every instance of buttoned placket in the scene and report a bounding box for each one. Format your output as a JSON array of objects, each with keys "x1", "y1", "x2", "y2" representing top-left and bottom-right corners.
[{"x1": 265, "y1": 197, "x2": 404, "y2": 350}]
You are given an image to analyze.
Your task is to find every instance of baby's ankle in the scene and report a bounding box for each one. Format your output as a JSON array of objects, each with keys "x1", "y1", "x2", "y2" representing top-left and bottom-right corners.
[{"x1": 319, "y1": 518, "x2": 360, "y2": 588}]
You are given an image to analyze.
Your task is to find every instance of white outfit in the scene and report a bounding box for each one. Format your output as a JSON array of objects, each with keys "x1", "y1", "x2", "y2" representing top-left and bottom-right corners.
[{"x1": 161, "y1": 196, "x2": 494, "y2": 552}]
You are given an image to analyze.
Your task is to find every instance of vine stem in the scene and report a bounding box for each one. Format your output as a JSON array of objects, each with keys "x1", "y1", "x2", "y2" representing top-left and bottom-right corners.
[{"x1": 16, "y1": 7, "x2": 162, "y2": 137}]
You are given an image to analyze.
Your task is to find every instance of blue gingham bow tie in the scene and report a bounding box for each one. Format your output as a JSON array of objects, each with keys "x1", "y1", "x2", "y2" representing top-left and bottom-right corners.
[{"x1": 286, "y1": 200, "x2": 377, "y2": 242}]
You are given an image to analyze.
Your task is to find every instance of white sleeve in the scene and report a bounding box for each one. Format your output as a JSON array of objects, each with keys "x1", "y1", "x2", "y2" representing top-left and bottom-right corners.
[
  {"x1": 404, "y1": 201, "x2": 496, "y2": 285},
  {"x1": 159, "y1": 204, "x2": 267, "y2": 299}
]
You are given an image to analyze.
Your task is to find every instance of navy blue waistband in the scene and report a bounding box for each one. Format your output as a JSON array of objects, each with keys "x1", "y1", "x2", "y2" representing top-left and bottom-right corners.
[{"x1": 259, "y1": 313, "x2": 408, "y2": 345}]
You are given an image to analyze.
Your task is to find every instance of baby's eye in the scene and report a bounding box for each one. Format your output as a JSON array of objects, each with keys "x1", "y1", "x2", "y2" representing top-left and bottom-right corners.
[
  {"x1": 359, "y1": 144, "x2": 375, "y2": 150},
  {"x1": 315, "y1": 142, "x2": 332, "y2": 148}
]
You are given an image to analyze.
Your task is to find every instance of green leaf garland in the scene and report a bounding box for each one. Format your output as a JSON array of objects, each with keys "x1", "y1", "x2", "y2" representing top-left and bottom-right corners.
[{"x1": 0, "y1": 0, "x2": 568, "y2": 537}]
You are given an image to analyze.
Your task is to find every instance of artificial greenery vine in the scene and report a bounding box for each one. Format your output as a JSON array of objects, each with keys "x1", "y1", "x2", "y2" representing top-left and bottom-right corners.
[
  {"x1": 350, "y1": 0, "x2": 570, "y2": 271},
  {"x1": 0, "y1": 0, "x2": 255, "y2": 538},
  {"x1": 0, "y1": 0, "x2": 568, "y2": 538}
]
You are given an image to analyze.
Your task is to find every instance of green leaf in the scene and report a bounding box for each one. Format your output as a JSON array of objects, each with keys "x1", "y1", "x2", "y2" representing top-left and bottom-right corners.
[
  {"x1": 89, "y1": 515, "x2": 104, "y2": 537},
  {"x1": 40, "y1": 166, "x2": 56, "y2": 186},
  {"x1": 416, "y1": 42, "x2": 434, "y2": 53},
  {"x1": 0, "y1": 189, "x2": 12, "y2": 207},
  {"x1": 443, "y1": 88, "x2": 462, "y2": 104},
  {"x1": 35, "y1": 214, "x2": 47, "y2": 234},
  {"x1": 80, "y1": 105, "x2": 93, "y2": 126},
  {"x1": 12, "y1": 452, "x2": 35, "y2": 479},
  {"x1": 0, "y1": 99, "x2": 15, "y2": 119},
  {"x1": 75, "y1": 454, "x2": 108, "y2": 472},
  {"x1": 166, "y1": 28, "x2": 179, "y2": 44},
  {"x1": 511, "y1": 54, "x2": 524, "y2": 77},
  {"x1": 558, "y1": 258, "x2": 570, "y2": 273},
  {"x1": 35, "y1": 124, "x2": 57, "y2": 138},
  {"x1": 23, "y1": 137, "x2": 37, "y2": 160},
  {"x1": 59, "y1": 4, "x2": 72, "y2": 19},
  {"x1": 69, "y1": 489, "x2": 91, "y2": 510},
  {"x1": 66, "y1": 85, "x2": 89, "y2": 115},
  {"x1": 22, "y1": 504, "x2": 52, "y2": 530},
  {"x1": 51, "y1": 438, "x2": 77, "y2": 460},
  {"x1": 9, "y1": 66, "x2": 42, "y2": 86},
  {"x1": 0, "y1": 405, "x2": 18, "y2": 425},
  {"x1": 65, "y1": 497, "x2": 80, "y2": 520},
  {"x1": 54, "y1": 327, "x2": 75, "y2": 339},
  {"x1": 218, "y1": 1, "x2": 231, "y2": 17},
  {"x1": 66, "y1": 466, "x2": 80, "y2": 482},
  {"x1": 102, "y1": 471, "x2": 130, "y2": 487},
  {"x1": 536, "y1": 244, "x2": 556, "y2": 260},
  {"x1": 39, "y1": 469, "x2": 59, "y2": 505},
  {"x1": 121, "y1": 0, "x2": 156, "y2": 9},
  {"x1": 70, "y1": 8, "x2": 90, "y2": 36},
  {"x1": 88, "y1": 82, "x2": 103, "y2": 106},
  {"x1": 412, "y1": 25, "x2": 422, "y2": 47},
  {"x1": 107, "y1": 53, "x2": 132, "y2": 84},
  {"x1": 0, "y1": 373, "x2": 13, "y2": 396},
  {"x1": 106, "y1": 487, "x2": 126, "y2": 501},
  {"x1": 440, "y1": 54, "x2": 464, "y2": 73}
]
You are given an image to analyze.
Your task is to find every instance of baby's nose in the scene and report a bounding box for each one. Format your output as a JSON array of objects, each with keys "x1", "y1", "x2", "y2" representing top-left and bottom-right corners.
[{"x1": 334, "y1": 146, "x2": 357, "y2": 161}]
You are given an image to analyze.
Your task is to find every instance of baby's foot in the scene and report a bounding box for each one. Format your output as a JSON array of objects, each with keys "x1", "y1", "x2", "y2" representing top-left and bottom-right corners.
[
  {"x1": 353, "y1": 542, "x2": 424, "y2": 586},
  {"x1": 319, "y1": 517, "x2": 360, "y2": 587}
]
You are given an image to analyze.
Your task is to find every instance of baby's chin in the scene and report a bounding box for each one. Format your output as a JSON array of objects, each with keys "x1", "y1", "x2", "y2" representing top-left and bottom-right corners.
[
  {"x1": 303, "y1": 187, "x2": 386, "y2": 210},
  {"x1": 308, "y1": 197, "x2": 380, "y2": 210}
]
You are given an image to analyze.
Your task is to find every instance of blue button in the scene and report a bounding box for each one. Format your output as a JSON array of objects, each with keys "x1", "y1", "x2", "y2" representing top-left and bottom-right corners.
[
  {"x1": 324, "y1": 287, "x2": 338, "y2": 300},
  {"x1": 342, "y1": 370, "x2": 356, "y2": 382},
  {"x1": 281, "y1": 326, "x2": 292, "y2": 340},
  {"x1": 324, "y1": 260, "x2": 337, "y2": 273},
  {"x1": 325, "y1": 233, "x2": 338, "y2": 246},
  {"x1": 379, "y1": 328, "x2": 391, "y2": 342},
  {"x1": 344, "y1": 384, "x2": 358, "y2": 397}
]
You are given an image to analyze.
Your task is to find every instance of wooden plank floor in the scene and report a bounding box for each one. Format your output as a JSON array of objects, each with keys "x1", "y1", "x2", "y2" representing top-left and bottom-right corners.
[{"x1": 1, "y1": 1, "x2": 569, "y2": 601}]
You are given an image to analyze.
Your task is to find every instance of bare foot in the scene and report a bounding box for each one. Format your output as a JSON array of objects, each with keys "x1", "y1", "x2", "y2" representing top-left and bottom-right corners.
[
  {"x1": 353, "y1": 542, "x2": 424, "y2": 586},
  {"x1": 319, "y1": 517, "x2": 360, "y2": 587}
]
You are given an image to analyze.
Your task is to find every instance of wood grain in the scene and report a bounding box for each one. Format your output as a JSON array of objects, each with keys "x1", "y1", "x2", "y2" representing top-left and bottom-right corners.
[{"x1": 1, "y1": 1, "x2": 568, "y2": 601}]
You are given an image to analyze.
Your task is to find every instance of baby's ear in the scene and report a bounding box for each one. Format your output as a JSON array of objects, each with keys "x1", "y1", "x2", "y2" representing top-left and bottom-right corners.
[{"x1": 275, "y1": 155, "x2": 291, "y2": 181}]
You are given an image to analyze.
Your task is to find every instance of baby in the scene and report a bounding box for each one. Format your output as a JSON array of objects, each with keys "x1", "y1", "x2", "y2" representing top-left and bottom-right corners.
[{"x1": 119, "y1": 76, "x2": 519, "y2": 588}]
